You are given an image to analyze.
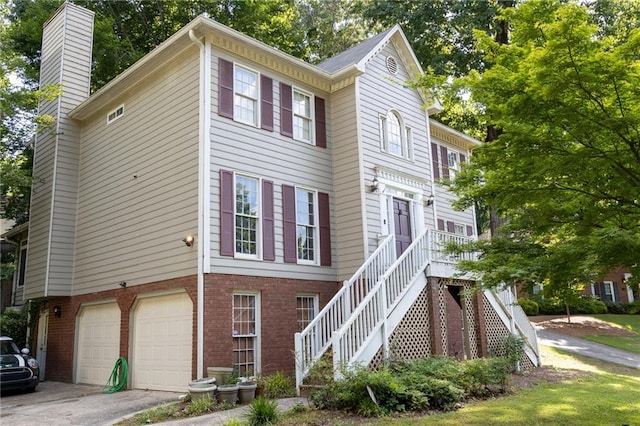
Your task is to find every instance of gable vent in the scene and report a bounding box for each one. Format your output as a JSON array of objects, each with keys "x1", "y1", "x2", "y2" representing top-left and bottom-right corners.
[{"x1": 386, "y1": 56, "x2": 398, "y2": 75}]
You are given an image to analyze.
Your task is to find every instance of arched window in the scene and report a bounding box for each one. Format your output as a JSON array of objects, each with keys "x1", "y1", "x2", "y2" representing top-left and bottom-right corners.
[{"x1": 380, "y1": 110, "x2": 411, "y2": 158}]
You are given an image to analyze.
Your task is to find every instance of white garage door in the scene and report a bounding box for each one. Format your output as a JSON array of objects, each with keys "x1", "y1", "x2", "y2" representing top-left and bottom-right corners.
[
  {"x1": 76, "y1": 303, "x2": 121, "y2": 385},
  {"x1": 132, "y1": 292, "x2": 193, "y2": 392}
]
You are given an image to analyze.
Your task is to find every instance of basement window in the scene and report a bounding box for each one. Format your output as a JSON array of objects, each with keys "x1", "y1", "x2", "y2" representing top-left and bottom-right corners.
[{"x1": 107, "y1": 105, "x2": 124, "y2": 124}]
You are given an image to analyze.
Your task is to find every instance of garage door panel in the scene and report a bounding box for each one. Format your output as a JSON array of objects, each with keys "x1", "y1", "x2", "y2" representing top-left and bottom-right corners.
[
  {"x1": 132, "y1": 293, "x2": 192, "y2": 392},
  {"x1": 76, "y1": 303, "x2": 121, "y2": 385}
]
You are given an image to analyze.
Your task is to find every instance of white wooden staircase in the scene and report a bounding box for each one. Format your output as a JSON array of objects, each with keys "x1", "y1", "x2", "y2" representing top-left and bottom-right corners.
[{"x1": 294, "y1": 229, "x2": 540, "y2": 393}]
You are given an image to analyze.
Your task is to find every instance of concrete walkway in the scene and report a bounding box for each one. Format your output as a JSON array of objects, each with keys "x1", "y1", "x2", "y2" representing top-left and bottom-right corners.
[
  {"x1": 158, "y1": 397, "x2": 309, "y2": 425},
  {"x1": 536, "y1": 328, "x2": 640, "y2": 369}
]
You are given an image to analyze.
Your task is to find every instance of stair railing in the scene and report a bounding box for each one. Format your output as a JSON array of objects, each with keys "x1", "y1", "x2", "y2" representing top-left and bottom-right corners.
[
  {"x1": 332, "y1": 229, "x2": 431, "y2": 370},
  {"x1": 294, "y1": 234, "x2": 394, "y2": 391}
]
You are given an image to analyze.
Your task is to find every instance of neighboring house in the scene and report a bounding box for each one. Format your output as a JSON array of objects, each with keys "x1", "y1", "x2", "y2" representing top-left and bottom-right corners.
[
  {"x1": 10, "y1": 3, "x2": 538, "y2": 392},
  {"x1": 585, "y1": 267, "x2": 636, "y2": 304},
  {"x1": 1, "y1": 221, "x2": 29, "y2": 312}
]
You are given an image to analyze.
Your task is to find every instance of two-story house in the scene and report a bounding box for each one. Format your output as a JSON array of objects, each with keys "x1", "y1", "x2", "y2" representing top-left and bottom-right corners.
[{"x1": 11, "y1": 2, "x2": 538, "y2": 393}]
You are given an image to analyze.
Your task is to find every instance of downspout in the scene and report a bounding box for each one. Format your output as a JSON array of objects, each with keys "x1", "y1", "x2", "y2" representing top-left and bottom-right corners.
[{"x1": 189, "y1": 29, "x2": 211, "y2": 379}]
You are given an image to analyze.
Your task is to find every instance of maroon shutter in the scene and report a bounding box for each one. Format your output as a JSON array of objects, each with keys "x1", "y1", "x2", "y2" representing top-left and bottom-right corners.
[
  {"x1": 262, "y1": 180, "x2": 275, "y2": 261},
  {"x1": 431, "y1": 143, "x2": 440, "y2": 180},
  {"x1": 261, "y1": 75, "x2": 273, "y2": 131},
  {"x1": 441, "y1": 146, "x2": 450, "y2": 179},
  {"x1": 282, "y1": 184, "x2": 297, "y2": 262},
  {"x1": 437, "y1": 219, "x2": 445, "y2": 231},
  {"x1": 466, "y1": 225, "x2": 473, "y2": 236},
  {"x1": 447, "y1": 221, "x2": 455, "y2": 233},
  {"x1": 218, "y1": 58, "x2": 234, "y2": 119},
  {"x1": 460, "y1": 154, "x2": 466, "y2": 163},
  {"x1": 318, "y1": 192, "x2": 331, "y2": 266},
  {"x1": 315, "y1": 96, "x2": 327, "y2": 148},
  {"x1": 280, "y1": 83, "x2": 293, "y2": 137},
  {"x1": 220, "y1": 169, "x2": 235, "y2": 256}
]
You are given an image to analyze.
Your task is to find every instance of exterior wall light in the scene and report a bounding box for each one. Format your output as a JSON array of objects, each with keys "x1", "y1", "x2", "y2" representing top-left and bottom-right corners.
[
  {"x1": 183, "y1": 235, "x2": 195, "y2": 247},
  {"x1": 53, "y1": 306, "x2": 62, "y2": 318},
  {"x1": 425, "y1": 194, "x2": 435, "y2": 206},
  {"x1": 119, "y1": 281, "x2": 127, "y2": 288},
  {"x1": 370, "y1": 177, "x2": 379, "y2": 193}
]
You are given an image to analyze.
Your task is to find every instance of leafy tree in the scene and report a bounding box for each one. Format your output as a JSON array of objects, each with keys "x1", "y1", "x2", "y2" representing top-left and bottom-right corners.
[{"x1": 449, "y1": 0, "x2": 640, "y2": 297}]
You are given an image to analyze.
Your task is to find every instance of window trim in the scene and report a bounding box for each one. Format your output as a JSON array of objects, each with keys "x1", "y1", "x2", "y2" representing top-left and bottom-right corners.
[
  {"x1": 379, "y1": 110, "x2": 412, "y2": 160},
  {"x1": 234, "y1": 173, "x2": 262, "y2": 260},
  {"x1": 232, "y1": 292, "x2": 261, "y2": 375},
  {"x1": 17, "y1": 239, "x2": 27, "y2": 287},
  {"x1": 106, "y1": 105, "x2": 124, "y2": 124},
  {"x1": 602, "y1": 281, "x2": 615, "y2": 302},
  {"x1": 233, "y1": 63, "x2": 260, "y2": 127},
  {"x1": 296, "y1": 294, "x2": 319, "y2": 332},
  {"x1": 295, "y1": 186, "x2": 319, "y2": 265},
  {"x1": 292, "y1": 87, "x2": 314, "y2": 144}
]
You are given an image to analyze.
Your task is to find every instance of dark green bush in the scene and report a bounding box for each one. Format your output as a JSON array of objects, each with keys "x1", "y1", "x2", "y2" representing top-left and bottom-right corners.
[
  {"x1": 413, "y1": 377, "x2": 465, "y2": 411},
  {"x1": 0, "y1": 308, "x2": 27, "y2": 347},
  {"x1": 518, "y1": 298, "x2": 539, "y2": 316},
  {"x1": 309, "y1": 367, "x2": 427, "y2": 416},
  {"x1": 604, "y1": 302, "x2": 630, "y2": 314},
  {"x1": 629, "y1": 301, "x2": 640, "y2": 315},
  {"x1": 535, "y1": 298, "x2": 564, "y2": 315},
  {"x1": 462, "y1": 357, "x2": 511, "y2": 397}
]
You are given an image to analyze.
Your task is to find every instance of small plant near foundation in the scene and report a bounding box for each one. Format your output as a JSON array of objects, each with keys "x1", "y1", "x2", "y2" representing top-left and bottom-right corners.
[
  {"x1": 262, "y1": 371, "x2": 295, "y2": 398},
  {"x1": 245, "y1": 396, "x2": 279, "y2": 425}
]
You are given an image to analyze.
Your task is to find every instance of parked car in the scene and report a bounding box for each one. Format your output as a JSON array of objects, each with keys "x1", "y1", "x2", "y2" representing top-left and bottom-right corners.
[{"x1": 0, "y1": 336, "x2": 39, "y2": 393}]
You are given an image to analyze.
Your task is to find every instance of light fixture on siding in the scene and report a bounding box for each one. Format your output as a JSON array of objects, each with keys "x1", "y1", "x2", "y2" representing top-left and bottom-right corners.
[
  {"x1": 370, "y1": 177, "x2": 380, "y2": 193},
  {"x1": 53, "y1": 306, "x2": 62, "y2": 318},
  {"x1": 119, "y1": 281, "x2": 127, "y2": 288},
  {"x1": 425, "y1": 194, "x2": 435, "y2": 206},
  {"x1": 183, "y1": 235, "x2": 195, "y2": 247}
]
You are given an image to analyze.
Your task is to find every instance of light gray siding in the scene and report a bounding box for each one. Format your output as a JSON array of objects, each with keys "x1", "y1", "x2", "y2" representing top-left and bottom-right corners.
[
  {"x1": 25, "y1": 3, "x2": 94, "y2": 299},
  {"x1": 358, "y1": 42, "x2": 435, "y2": 253},
  {"x1": 209, "y1": 50, "x2": 337, "y2": 282},
  {"x1": 330, "y1": 84, "x2": 366, "y2": 281},
  {"x1": 72, "y1": 47, "x2": 200, "y2": 294}
]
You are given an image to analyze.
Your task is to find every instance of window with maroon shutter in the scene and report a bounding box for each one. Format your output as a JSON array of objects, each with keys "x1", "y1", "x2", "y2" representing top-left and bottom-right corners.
[
  {"x1": 315, "y1": 97, "x2": 327, "y2": 148},
  {"x1": 318, "y1": 192, "x2": 331, "y2": 266},
  {"x1": 280, "y1": 83, "x2": 293, "y2": 137},
  {"x1": 460, "y1": 154, "x2": 466, "y2": 163},
  {"x1": 282, "y1": 184, "x2": 297, "y2": 262},
  {"x1": 446, "y1": 221, "x2": 455, "y2": 233},
  {"x1": 261, "y1": 75, "x2": 273, "y2": 131},
  {"x1": 437, "y1": 219, "x2": 445, "y2": 231},
  {"x1": 466, "y1": 225, "x2": 473, "y2": 236},
  {"x1": 262, "y1": 180, "x2": 275, "y2": 260},
  {"x1": 440, "y1": 146, "x2": 450, "y2": 179},
  {"x1": 218, "y1": 58, "x2": 234, "y2": 119},
  {"x1": 220, "y1": 169, "x2": 235, "y2": 256},
  {"x1": 431, "y1": 143, "x2": 440, "y2": 180}
]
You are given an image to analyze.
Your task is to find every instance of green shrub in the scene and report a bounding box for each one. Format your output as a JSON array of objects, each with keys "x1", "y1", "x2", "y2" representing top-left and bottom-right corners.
[
  {"x1": 414, "y1": 377, "x2": 465, "y2": 411},
  {"x1": 629, "y1": 300, "x2": 640, "y2": 315},
  {"x1": 517, "y1": 298, "x2": 539, "y2": 316},
  {"x1": 0, "y1": 308, "x2": 28, "y2": 347},
  {"x1": 604, "y1": 302, "x2": 630, "y2": 314},
  {"x1": 262, "y1": 371, "x2": 295, "y2": 399},
  {"x1": 186, "y1": 395, "x2": 215, "y2": 416},
  {"x1": 309, "y1": 367, "x2": 427, "y2": 416},
  {"x1": 535, "y1": 298, "x2": 564, "y2": 315},
  {"x1": 245, "y1": 397, "x2": 278, "y2": 425},
  {"x1": 462, "y1": 357, "x2": 511, "y2": 396}
]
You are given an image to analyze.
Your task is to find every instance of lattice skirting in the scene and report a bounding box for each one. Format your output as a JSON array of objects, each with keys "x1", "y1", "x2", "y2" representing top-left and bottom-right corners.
[{"x1": 482, "y1": 293, "x2": 535, "y2": 370}]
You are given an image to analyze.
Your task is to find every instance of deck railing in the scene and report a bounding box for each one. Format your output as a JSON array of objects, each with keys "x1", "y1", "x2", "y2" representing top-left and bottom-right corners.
[
  {"x1": 493, "y1": 285, "x2": 540, "y2": 360},
  {"x1": 294, "y1": 234, "x2": 394, "y2": 390}
]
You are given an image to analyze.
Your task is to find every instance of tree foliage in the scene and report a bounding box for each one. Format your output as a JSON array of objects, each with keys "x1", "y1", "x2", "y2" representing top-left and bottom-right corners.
[{"x1": 450, "y1": 0, "x2": 640, "y2": 289}]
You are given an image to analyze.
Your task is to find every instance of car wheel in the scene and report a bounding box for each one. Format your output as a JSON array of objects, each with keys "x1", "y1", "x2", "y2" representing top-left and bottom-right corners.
[{"x1": 27, "y1": 385, "x2": 37, "y2": 393}]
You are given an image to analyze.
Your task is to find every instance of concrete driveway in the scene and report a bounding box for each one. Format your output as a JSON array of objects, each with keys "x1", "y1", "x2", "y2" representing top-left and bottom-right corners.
[{"x1": 0, "y1": 381, "x2": 182, "y2": 425}]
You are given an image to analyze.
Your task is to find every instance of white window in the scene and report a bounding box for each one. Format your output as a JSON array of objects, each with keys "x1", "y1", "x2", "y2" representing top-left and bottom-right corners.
[
  {"x1": 448, "y1": 151, "x2": 460, "y2": 178},
  {"x1": 293, "y1": 90, "x2": 312, "y2": 142},
  {"x1": 106, "y1": 105, "x2": 124, "y2": 124},
  {"x1": 235, "y1": 175, "x2": 260, "y2": 257},
  {"x1": 296, "y1": 188, "x2": 317, "y2": 263},
  {"x1": 380, "y1": 110, "x2": 411, "y2": 159},
  {"x1": 602, "y1": 281, "x2": 615, "y2": 302},
  {"x1": 234, "y1": 66, "x2": 258, "y2": 126},
  {"x1": 232, "y1": 293, "x2": 259, "y2": 376},
  {"x1": 17, "y1": 240, "x2": 27, "y2": 287},
  {"x1": 454, "y1": 223, "x2": 465, "y2": 236},
  {"x1": 296, "y1": 295, "x2": 318, "y2": 332}
]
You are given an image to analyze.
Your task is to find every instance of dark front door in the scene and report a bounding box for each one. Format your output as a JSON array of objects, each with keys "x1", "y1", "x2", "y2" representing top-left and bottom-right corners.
[{"x1": 393, "y1": 198, "x2": 412, "y2": 256}]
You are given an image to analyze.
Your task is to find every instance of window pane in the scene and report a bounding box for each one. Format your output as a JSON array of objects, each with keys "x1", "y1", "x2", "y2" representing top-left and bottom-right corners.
[
  {"x1": 234, "y1": 67, "x2": 258, "y2": 125},
  {"x1": 235, "y1": 176, "x2": 259, "y2": 255},
  {"x1": 295, "y1": 189, "x2": 316, "y2": 261},
  {"x1": 387, "y1": 112, "x2": 402, "y2": 155},
  {"x1": 297, "y1": 296, "x2": 316, "y2": 331},
  {"x1": 293, "y1": 91, "x2": 312, "y2": 142}
]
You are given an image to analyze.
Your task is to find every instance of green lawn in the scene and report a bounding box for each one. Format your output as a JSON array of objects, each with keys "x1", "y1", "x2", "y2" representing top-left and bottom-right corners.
[
  {"x1": 580, "y1": 314, "x2": 640, "y2": 354},
  {"x1": 590, "y1": 314, "x2": 640, "y2": 334},
  {"x1": 279, "y1": 347, "x2": 640, "y2": 426}
]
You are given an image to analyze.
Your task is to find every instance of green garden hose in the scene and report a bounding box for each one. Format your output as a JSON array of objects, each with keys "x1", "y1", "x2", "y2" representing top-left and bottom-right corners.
[{"x1": 102, "y1": 357, "x2": 128, "y2": 394}]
